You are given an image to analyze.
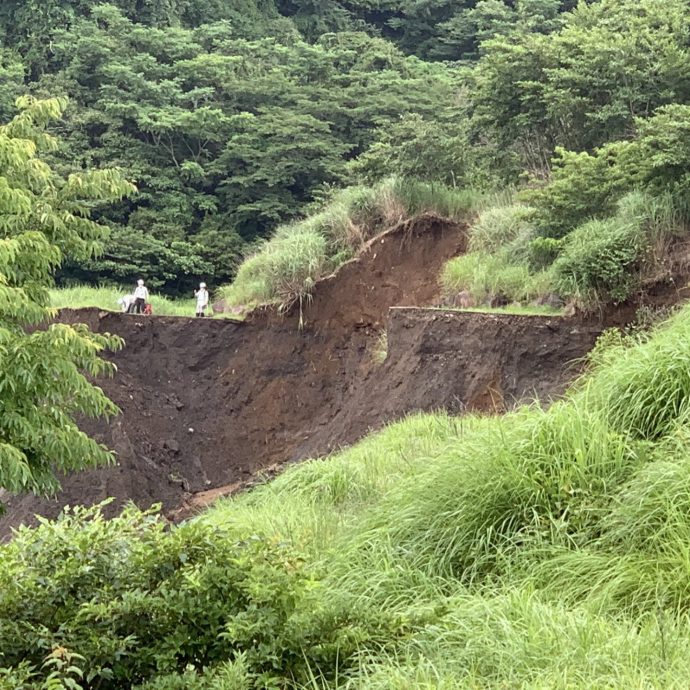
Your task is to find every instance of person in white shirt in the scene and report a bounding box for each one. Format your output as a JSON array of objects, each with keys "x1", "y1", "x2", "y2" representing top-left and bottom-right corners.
[
  {"x1": 194, "y1": 282, "x2": 209, "y2": 317},
  {"x1": 133, "y1": 279, "x2": 149, "y2": 314},
  {"x1": 117, "y1": 294, "x2": 135, "y2": 313}
]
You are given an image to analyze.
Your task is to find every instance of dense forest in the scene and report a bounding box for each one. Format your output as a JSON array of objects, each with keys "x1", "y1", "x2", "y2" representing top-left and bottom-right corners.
[{"x1": 6, "y1": 0, "x2": 685, "y2": 293}]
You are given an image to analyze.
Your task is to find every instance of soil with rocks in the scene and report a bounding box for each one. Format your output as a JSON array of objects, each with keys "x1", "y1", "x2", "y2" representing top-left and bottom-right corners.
[{"x1": 1, "y1": 215, "x2": 686, "y2": 535}]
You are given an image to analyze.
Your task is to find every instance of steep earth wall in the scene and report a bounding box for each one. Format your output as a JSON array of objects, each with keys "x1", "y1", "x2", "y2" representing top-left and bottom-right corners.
[{"x1": 0, "y1": 216, "x2": 609, "y2": 534}]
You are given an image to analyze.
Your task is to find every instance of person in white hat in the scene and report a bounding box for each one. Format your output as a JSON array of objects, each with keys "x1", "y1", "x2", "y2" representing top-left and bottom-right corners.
[
  {"x1": 194, "y1": 282, "x2": 209, "y2": 317},
  {"x1": 132, "y1": 279, "x2": 149, "y2": 314}
]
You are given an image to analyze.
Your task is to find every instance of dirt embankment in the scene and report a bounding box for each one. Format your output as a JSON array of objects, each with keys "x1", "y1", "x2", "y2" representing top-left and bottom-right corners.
[
  {"x1": 0, "y1": 215, "x2": 629, "y2": 533},
  {"x1": 301, "y1": 308, "x2": 604, "y2": 456}
]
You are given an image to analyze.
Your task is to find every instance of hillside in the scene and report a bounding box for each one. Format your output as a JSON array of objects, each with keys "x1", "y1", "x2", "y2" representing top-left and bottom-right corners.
[
  {"x1": 0, "y1": 215, "x2": 614, "y2": 534},
  {"x1": 4, "y1": 0, "x2": 689, "y2": 294},
  {"x1": 5, "y1": 299, "x2": 690, "y2": 688},
  {"x1": 5, "y1": 0, "x2": 690, "y2": 689}
]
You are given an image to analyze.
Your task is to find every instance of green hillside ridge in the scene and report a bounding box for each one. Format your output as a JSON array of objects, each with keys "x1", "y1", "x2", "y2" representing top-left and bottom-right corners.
[
  {"x1": 221, "y1": 181, "x2": 689, "y2": 313},
  {"x1": 219, "y1": 177, "x2": 483, "y2": 311},
  {"x1": 4, "y1": 0, "x2": 689, "y2": 293},
  {"x1": 4, "y1": 309, "x2": 690, "y2": 688}
]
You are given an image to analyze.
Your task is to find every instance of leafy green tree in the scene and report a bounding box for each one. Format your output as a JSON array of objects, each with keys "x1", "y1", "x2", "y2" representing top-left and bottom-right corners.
[
  {"x1": 7, "y1": 0, "x2": 681, "y2": 298},
  {"x1": 473, "y1": 0, "x2": 690, "y2": 177},
  {"x1": 524, "y1": 143, "x2": 644, "y2": 237},
  {"x1": 0, "y1": 97, "x2": 133, "y2": 498},
  {"x1": 634, "y1": 105, "x2": 690, "y2": 196},
  {"x1": 20, "y1": 7, "x2": 462, "y2": 289},
  {"x1": 66, "y1": 226, "x2": 216, "y2": 292},
  {"x1": 526, "y1": 104, "x2": 690, "y2": 237},
  {"x1": 540, "y1": 0, "x2": 690, "y2": 150},
  {"x1": 0, "y1": 50, "x2": 24, "y2": 123},
  {"x1": 350, "y1": 112, "x2": 487, "y2": 188}
]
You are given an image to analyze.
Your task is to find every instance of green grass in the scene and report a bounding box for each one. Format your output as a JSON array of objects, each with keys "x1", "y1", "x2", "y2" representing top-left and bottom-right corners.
[
  {"x1": 468, "y1": 202, "x2": 535, "y2": 254},
  {"x1": 441, "y1": 251, "x2": 555, "y2": 304},
  {"x1": 220, "y1": 224, "x2": 329, "y2": 312},
  {"x1": 196, "y1": 302, "x2": 690, "y2": 687},
  {"x1": 440, "y1": 188, "x2": 690, "y2": 311},
  {"x1": 50, "y1": 285, "x2": 239, "y2": 319},
  {"x1": 553, "y1": 191, "x2": 688, "y2": 306}
]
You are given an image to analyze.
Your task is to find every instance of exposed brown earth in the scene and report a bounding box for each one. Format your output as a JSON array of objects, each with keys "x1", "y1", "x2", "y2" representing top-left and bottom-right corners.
[{"x1": 1, "y1": 215, "x2": 685, "y2": 534}]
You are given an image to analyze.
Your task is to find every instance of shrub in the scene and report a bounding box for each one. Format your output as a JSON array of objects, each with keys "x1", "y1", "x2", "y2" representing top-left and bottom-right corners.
[
  {"x1": 0, "y1": 504, "x2": 337, "y2": 689},
  {"x1": 469, "y1": 204, "x2": 536, "y2": 254},
  {"x1": 527, "y1": 236, "x2": 562, "y2": 270},
  {"x1": 553, "y1": 216, "x2": 645, "y2": 304},
  {"x1": 138, "y1": 658, "x2": 251, "y2": 690},
  {"x1": 524, "y1": 142, "x2": 646, "y2": 238}
]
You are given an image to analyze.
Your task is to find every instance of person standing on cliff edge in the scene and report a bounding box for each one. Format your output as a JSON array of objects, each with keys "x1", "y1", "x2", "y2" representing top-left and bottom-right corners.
[
  {"x1": 195, "y1": 282, "x2": 209, "y2": 317},
  {"x1": 133, "y1": 279, "x2": 149, "y2": 314}
]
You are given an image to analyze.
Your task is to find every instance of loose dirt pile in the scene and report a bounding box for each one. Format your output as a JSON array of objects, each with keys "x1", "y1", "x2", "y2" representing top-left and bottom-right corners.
[{"x1": 0, "y1": 214, "x2": 651, "y2": 534}]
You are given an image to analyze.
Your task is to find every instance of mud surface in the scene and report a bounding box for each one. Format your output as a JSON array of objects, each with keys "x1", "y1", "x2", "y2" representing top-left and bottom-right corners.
[
  {"x1": 0, "y1": 214, "x2": 658, "y2": 534},
  {"x1": 303, "y1": 308, "x2": 605, "y2": 456}
]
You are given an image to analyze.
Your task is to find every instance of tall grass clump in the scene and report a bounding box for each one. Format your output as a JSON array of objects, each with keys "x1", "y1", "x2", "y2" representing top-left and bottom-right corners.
[
  {"x1": 220, "y1": 177, "x2": 479, "y2": 310},
  {"x1": 577, "y1": 312, "x2": 690, "y2": 439},
  {"x1": 554, "y1": 191, "x2": 689, "y2": 306},
  {"x1": 390, "y1": 177, "x2": 485, "y2": 220},
  {"x1": 221, "y1": 224, "x2": 328, "y2": 311},
  {"x1": 342, "y1": 400, "x2": 637, "y2": 586},
  {"x1": 469, "y1": 203, "x2": 536, "y2": 254},
  {"x1": 442, "y1": 252, "x2": 554, "y2": 304},
  {"x1": 441, "y1": 201, "x2": 559, "y2": 307},
  {"x1": 612, "y1": 190, "x2": 688, "y2": 248}
]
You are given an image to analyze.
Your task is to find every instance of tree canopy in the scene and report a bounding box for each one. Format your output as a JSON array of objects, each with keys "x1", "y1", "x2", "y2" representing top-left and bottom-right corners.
[{"x1": 0, "y1": 97, "x2": 133, "y2": 498}]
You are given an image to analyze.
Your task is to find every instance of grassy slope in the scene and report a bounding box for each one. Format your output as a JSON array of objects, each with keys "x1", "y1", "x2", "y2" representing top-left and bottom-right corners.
[
  {"x1": 219, "y1": 177, "x2": 483, "y2": 311},
  {"x1": 442, "y1": 191, "x2": 688, "y2": 309},
  {"x1": 220, "y1": 178, "x2": 687, "y2": 316}
]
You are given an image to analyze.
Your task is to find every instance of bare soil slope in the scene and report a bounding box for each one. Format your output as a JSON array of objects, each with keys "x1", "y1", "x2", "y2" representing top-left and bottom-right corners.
[{"x1": 0, "y1": 216, "x2": 620, "y2": 533}]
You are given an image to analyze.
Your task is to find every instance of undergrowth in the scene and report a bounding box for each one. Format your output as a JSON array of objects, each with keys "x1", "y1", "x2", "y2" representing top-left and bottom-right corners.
[
  {"x1": 442, "y1": 190, "x2": 689, "y2": 310},
  {"x1": 220, "y1": 177, "x2": 481, "y2": 311},
  {"x1": 6, "y1": 305, "x2": 690, "y2": 687}
]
